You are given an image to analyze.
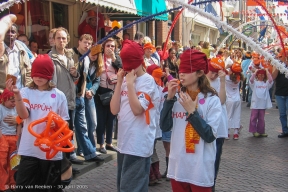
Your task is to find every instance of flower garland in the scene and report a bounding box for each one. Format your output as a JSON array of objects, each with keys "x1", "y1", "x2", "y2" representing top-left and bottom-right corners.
[
  {"x1": 0, "y1": 0, "x2": 25, "y2": 12},
  {"x1": 167, "y1": 0, "x2": 288, "y2": 77}
]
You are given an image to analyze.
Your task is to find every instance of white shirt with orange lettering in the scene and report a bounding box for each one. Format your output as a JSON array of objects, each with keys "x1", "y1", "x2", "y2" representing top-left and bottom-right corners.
[
  {"x1": 250, "y1": 80, "x2": 273, "y2": 109},
  {"x1": 117, "y1": 73, "x2": 160, "y2": 157},
  {"x1": 18, "y1": 87, "x2": 69, "y2": 160}
]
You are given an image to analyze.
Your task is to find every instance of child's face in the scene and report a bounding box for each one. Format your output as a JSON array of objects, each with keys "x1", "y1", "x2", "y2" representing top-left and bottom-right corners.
[
  {"x1": 33, "y1": 77, "x2": 49, "y2": 88},
  {"x1": 257, "y1": 74, "x2": 265, "y2": 81},
  {"x1": 4, "y1": 99, "x2": 16, "y2": 109},
  {"x1": 207, "y1": 71, "x2": 218, "y2": 81},
  {"x1": 89, "y1": 53, "x2": 98, "y2": 61},
  {"x1": 179, "y1": 71, "x2": 202, "y2": 87}
]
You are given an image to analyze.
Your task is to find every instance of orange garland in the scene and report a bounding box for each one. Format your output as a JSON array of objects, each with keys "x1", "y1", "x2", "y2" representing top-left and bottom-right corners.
[{"x1": 185, "y1": 89, "x2": 200, "y2": 153}]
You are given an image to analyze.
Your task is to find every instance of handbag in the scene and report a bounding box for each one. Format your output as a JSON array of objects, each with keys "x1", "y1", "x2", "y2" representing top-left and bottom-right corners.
[
  {"x1": 104, "y1": 56, "x2": 117, "y2": 85},
  {"x1": 99, "y1": 91, "x2": 114, "y2": 106}
]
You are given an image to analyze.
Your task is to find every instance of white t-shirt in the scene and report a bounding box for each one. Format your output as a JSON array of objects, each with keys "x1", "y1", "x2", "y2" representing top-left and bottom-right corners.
[
  {"x1": 250, "y1": 80, "x2": 273, "y2": 109},
  {"x1": 167, "y1": 93, "x2": 221, "y2": 187},
  {"x1": 18, "y1": 88, "x2": 69, "y2": 160},
  {"x1": 0, "y1": 105, "x2": 17, "y2": 135},
  {"x1": 117, "y1": 73, "x2": 160, "y2": 157},
  {"x1": 209, "y1": 78, "x2": 228, "y2": 138},
  {"x1": 225, "y1": 56, "x2": 233, "y2": 68},
  {"x1": 225, "y1": 75, "x2": 240, "y2": 101}
]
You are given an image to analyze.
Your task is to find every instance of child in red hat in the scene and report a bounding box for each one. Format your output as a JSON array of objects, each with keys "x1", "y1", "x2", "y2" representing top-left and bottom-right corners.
[
  {"x1": 0, "y1": 89, "x2": 21, "y2": 191},
  {"x1": 160, "y1": 49, "x2": 222, "y2": 192},
  {"x1": 249, "y1": 68, "x2": 273, "y2": 137},
  {"x1": 6, "y1": 54, "x2": 69, "y2": 192},
  {"x1": 110, "y1": 40, "x2": 160, "y2": 191}
]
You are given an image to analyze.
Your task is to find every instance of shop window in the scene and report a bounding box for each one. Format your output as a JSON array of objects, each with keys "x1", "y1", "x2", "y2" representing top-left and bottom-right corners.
[
  {"x1": 26, "y1": 0, "x2": 50, "y2": 49},
  {"x1": 52, "y1": 3, "x2": 69, "y2": 29}
]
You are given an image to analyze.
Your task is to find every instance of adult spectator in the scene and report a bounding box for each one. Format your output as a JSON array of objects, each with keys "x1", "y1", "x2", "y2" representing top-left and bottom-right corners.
[
  {"x1": 48, "y1": 27, "x2": 84, "y2": 165},
  {"x1": 272, "y1": 48, "x2": 288, "y2": 138},
  {"x1": 143, "y1": 43, "x2": 159, "y2": 67},
  {"x1": 29, "y1": 40, "x2": 38, "y2": 57},
  {"x1": 123, "y1": 32, "x2": 130, "y2": 40},
  {"x1": 95, "y1": 38, "x2": 122, "y2": 154},
  {"x1": 198, "y1": 40, "x2": 204, "y2": 48},
  {"x1": 164, "y1": 48, "x2": 178, "y2": 79},
  {"x1": 134, "y1": 31, "x2": 144, "y2": 46},
  {"x1": 80, "y1": 10, "x2": 105, "y2": 43},
  {"x1": 143, "y1": 36, "x2": 160, "y2": 64},
  {"x1": 17, "y1": 34, "x2": 29, "y2": 46},
  {"x1": 0, "y1": 24, "x2": 32, "y2": 93},
  {"x1": 241, "y1": 52, "x2": 252, "y2": 102},
  {"x1": 72, "y1": 34, "x2": 104, "y2": 162}
]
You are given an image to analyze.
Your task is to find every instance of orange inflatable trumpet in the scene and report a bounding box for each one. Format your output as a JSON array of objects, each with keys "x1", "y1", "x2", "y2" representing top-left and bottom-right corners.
[{"x1": 28, "y1": 111, "x2": 75, "y2": 159}]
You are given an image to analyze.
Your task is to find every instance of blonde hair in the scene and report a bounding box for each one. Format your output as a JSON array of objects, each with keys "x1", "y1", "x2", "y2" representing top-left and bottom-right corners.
[
  {"x1": 28, "y1": 80, "x2": 55, "y2": 91},
  {"x1": 79, "y1": 34, "x2": 93, "y2": 42},
  {"x1": 143, "y1": 36, "x2": 152, "y2": 44}
]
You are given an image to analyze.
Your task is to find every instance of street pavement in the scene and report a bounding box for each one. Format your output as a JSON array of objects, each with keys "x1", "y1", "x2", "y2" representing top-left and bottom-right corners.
[{"x1": 65, "y1": 101, "x2": 288, "y2": 192}]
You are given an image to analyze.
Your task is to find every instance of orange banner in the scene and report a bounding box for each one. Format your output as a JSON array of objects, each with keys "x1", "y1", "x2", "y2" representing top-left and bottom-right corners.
[{"x1": 246, "y1": 0, "x2": 266, "y2": 7}]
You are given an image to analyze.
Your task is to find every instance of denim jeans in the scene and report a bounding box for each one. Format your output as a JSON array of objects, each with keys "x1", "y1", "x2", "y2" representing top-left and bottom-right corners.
[
  {"x1": 275, "y1": 95, "x2": 288, "y2": 133},
  {"x1": 74, "y1": 97, "x2": 96, "y2": 160},
  {"x1": 117, "y1": 152, "x2": 150, "y2": 192},
  {"x1": 95, "y1": 101, "x2": 115, "y2": 145},
  {"x1": 247, "y1": 86, "x2": 253, "y2": 104},
  {"x1": 84, "y1": 97, "x2": 97, "y2": 150}
]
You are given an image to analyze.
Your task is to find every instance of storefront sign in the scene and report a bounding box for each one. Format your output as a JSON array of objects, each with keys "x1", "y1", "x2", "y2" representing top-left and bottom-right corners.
[{"x1": 38, "y1": 19, "x2": 49, "y2": 26}]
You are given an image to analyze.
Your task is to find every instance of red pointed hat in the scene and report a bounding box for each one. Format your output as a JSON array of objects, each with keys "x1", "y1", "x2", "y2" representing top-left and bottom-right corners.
[
  {"x1": 120, "y1": 40, "x2": 144, "y2": 71},
  {"x1": 179, "y1": 49, "x2": 208, "y2": 74}
]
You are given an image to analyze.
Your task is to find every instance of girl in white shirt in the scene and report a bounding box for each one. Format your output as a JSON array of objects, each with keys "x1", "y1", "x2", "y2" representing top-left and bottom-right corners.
[
  {"x1": 110, "y1": 40, "x2": 159, "y2": 192},
  {"x1": 6, "y1": 54, "x2": 69, "y2": 192},
  {"x1": 249, "y1": 68, "x2": 273, "y2": 137},
  {"x1": 160, "y1": 49, "x2": 222, "y2": 192},
  {"x1": 226, "y1": 62, "x2": 244, "y2": 140}
]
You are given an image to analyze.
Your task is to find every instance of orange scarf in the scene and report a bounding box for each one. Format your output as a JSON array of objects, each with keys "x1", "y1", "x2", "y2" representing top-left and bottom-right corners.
[{"x1": 185, "y1": 89, "x2": 200, "y2": 153}]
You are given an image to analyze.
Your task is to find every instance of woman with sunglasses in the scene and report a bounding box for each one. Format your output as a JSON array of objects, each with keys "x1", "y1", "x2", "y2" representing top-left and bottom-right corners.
[{"x1": 94, "y1": 38, "x2": 122, "y2": 154}]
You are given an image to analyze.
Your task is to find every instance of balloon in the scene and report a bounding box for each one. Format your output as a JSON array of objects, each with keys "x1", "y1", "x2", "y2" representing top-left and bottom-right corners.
[
  {"x1": 28, "y1": 111, "x2": 75, "y2": 159},
  {"x1": 10, "y1": 3, "x2": 22, "y2": 14},
  {"x1": 14, "y1": 14, "x2": 24, "y2": 25}
]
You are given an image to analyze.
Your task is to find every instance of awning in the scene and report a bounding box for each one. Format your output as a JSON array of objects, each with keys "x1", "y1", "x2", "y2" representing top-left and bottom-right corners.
[
  {"x1": 80, "y1": 0, "x2": 137, "y2": 14},
  {"x1": 134, "y1": 0, "x2": 168, "y2": 21}
]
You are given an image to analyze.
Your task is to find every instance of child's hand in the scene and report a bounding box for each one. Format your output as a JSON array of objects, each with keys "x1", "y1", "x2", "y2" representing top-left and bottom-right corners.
[
  {"x1": 167, "y1": 79, "x2": 178, "y2": 100},
  {"x1": 125, "y1": 69, "x2": 137, "y2": 85},
  {"x1": 218, "y1": 70, "x2": 226, "y2": 81},
  {"x1": 117, "y1": 68, "x2": 125, "y2": 84},
  {"x1": 179, "y1": 92, "x2": 197, "y2": 114},
  {"x1": 254, "y1": 69, "x2": 259, "y2": 74},
  {"x1": 3, "y1": 115, "x2": 17, "y2": 126},
  {"x1": 6, "y1": 79, "x2": 19, "y2": 94}
]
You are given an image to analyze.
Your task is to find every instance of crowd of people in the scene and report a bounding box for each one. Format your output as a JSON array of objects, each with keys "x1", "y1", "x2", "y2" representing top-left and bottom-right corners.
[{"x1": 0, "y1": 13, "x2": 288, "y2": 192}]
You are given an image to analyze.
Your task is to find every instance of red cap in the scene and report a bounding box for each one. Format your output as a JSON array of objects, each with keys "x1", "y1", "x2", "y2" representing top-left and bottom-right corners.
[{"x1": 0, "y1": 89, "x2": 14, "y2": 104}]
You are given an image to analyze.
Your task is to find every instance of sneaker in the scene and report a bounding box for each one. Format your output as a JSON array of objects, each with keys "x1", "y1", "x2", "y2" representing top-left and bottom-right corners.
[
  {"x1": 233, "y1": 134, "x2": 239, "y2": 140},
  {"x1": 260, "y1": 133, "x2": 268, "y2": 137},
  {"x1": 253, "y1": 132, "x2": 260, "y2": 137},
  {"x1": 99, "y1": 147, "x2": 107, "y2": 154},
  {"x1": 278, "y1": 132, "x2": 288, "y2": 138}
]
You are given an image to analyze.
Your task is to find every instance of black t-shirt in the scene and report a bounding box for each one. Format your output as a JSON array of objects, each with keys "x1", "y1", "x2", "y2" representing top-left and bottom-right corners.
[{"x1": 275, "y1": 72, "x2": 288, "y2": 96}]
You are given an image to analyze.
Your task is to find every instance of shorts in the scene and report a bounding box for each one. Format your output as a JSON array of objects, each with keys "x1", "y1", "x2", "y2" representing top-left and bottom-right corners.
[{"x1": 161, "y1": 131, "x2": 172, "y2": 142}]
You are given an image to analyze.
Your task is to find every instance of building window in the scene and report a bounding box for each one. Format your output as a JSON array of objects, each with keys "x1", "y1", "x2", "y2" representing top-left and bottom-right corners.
[{"x1": 52, "y1": 2, "x2": 69, "y2": 29}]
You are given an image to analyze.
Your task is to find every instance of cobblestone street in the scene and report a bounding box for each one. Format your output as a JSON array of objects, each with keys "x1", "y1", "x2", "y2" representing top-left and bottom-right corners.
[{"x1": 66, "y1": 102, "x2": 288, "y2": 192}]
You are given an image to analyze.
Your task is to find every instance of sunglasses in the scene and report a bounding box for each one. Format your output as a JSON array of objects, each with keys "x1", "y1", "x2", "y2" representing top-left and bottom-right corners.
[{"x1": 106, "y1": 44, "x2": 115, "y2": 48}]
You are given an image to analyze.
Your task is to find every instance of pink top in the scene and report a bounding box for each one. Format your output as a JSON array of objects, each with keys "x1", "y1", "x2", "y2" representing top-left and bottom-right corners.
[{"x1": 99, "y1": 55, "x2": 117, "y2": 90}]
